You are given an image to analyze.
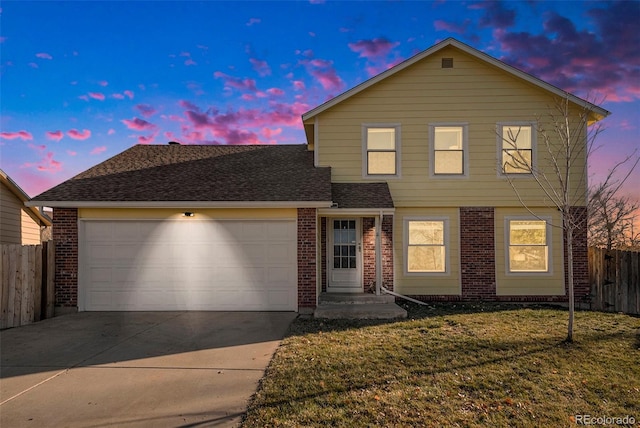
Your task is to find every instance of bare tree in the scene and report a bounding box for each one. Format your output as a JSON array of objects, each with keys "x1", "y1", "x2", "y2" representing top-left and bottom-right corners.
[
  {"x1": 588, "y1": 154, "x2": 640, "y2": 250},
  {"x1": 500, "y1": 95, "x2": 605, "y2": 342}
]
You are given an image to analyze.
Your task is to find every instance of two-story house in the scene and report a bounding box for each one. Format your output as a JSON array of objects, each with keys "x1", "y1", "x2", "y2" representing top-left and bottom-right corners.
[{"x1": 29, "y1": 38, "x2": 608, "y2": 315}]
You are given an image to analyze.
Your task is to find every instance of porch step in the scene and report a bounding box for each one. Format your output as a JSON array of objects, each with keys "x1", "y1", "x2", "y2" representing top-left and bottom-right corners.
[
  {"x1": 314, "y1": 302, "x2": 407, "y2": 320},
  {"x1": 319, "y1": 293, "x2": 396, "y2": 305}
]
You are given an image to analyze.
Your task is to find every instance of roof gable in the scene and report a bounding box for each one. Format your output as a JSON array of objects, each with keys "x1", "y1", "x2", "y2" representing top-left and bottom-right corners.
[
  {"x1": 29, "y1": 144, "x2": 332, "y2": 207},
  {"x1": 0, "y1": 169, "x2": 51, "y2": 226},
  {"x1": 302, "y1": 38, "x2": 610, "y2": 122}
]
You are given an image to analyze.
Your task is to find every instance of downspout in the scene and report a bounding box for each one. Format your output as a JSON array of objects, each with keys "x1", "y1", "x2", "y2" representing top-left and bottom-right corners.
[{"x1": 381, "y1": 286, "x2": 430, "y2": 306}]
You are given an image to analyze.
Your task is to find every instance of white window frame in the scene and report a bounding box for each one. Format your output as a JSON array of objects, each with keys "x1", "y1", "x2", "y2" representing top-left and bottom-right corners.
[
  {"x1": 504, "y1": 216, "x2": 553, "y2": 275},
  {"x1": 429, "y1": 123, "x2": 469, "y2": 178},
  {"x1": 404, "y1": 217, "x2": 449, "y2": 276},
  {"x1": 362, "y1": 123, "x2": 401, "y2": 179},
  {"x1": 497, "y1": 122, "x2": 536, "y2": 176}
]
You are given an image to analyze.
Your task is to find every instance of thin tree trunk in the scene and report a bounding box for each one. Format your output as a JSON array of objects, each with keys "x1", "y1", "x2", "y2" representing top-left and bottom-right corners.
[{"x1": 567, "y1": 225, "x2": 574, "y2": 342}]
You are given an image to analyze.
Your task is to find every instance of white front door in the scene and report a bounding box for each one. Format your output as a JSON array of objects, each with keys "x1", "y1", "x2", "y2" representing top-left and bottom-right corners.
[{"x1": 328, "y1": 218, "x2": 362, "y2": 292}]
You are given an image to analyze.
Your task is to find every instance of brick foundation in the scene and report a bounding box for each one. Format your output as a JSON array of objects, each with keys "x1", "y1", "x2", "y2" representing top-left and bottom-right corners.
[
  {"x1": 52, "y1": 208, "x2": 78, "y2": 308},
  {"x1": 297, "y1": 208, "x2": 317, "y2": 309}
]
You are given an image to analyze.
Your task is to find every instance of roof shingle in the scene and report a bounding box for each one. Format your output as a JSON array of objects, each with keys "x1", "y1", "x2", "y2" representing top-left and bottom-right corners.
[
  {"x1": 331, "y1": 183, "x2": 394, "y2": 209},
  {"x1": 31, "y1": 144, "x2": 332, "y2": 204}
]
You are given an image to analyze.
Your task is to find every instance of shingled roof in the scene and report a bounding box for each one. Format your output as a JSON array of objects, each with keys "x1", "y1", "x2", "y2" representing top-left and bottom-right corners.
[
  {"x1": 30, "y1": 144, "x2": 332, "y2": 206},
  {"x1": 331, "y1": 183, "x2": 394, "y2": 209}
]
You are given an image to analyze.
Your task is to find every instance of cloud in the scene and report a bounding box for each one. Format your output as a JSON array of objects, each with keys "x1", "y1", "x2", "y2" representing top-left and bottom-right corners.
[
  {"x1": 67, "y1": 129, "x2": 91, "y2": 140},
  {"x1": 246, "y1": 18, "x2": 261, "y2": 26},
  {"x1": 178, "y1": 99, "x2": 200, "y2": 111},
  {"x1": 35, "y1": 52, "x2": 53, "y2": 60},
  {"x1": 23, "y1": 144, "x2": 62, "y2": 172},
  {"x1": 434, "y1": 19, "x2": 472, "y2": 35},
  {"x1": 348, "y1": 38, "x2": 400, "y2": 60},
  {"x1": 98, "y1": 80, "x2": 108, "y2": 87},
  {"x1": 90, "y1": 146, "x2": 107, "y2": 155},
  {"x1": 249, "y1": 57, "x2": 271, "y2": 76},
  {"x1": 46, "y1": 130, "x2": 64, "y2": 141},
  {"x1": 121, "y1": 117, "x2": 157, "y2": 131},
  {"x1": 124, "y1": 90, "x2": 134, "y2": 100},
  {"x1": 111, "y1": 93, "x2": 125, "y2": 100},
  {"x1": 293, "y1": 80, "x2": 306, "y2": 90},
  {"x1": 0, "y1": 37, "x2": 6, "y2": 43},
  {"x1": 261, "y1": 127, "x2": 282, "y2": 139},
  {"x1": 108, "y1": 128, "x2": 116, "y2": 135},
  {"x1": 0, "y1": 130, "x2": 33, "y2": 140},
  {"x1": 300, "y1": 58, "x2": 344, "y2": 92},
  {"x1": 266, "y1": 87, "x2": 284, "y2": 96},
  {"x1": 78, "y1": 95, "x2": 89, "y2": 101},
  {"x1": 470, "y1": 1, "x2": 516, "y2": 28},
  {"x1": 184, "y1": 58, "x2": 197, "y2": 66},
  {"x1": 135, "y1": 103, "x2": 157, "y2": 118},
  {"x1": 28, "y1": 62, "x2": 38, "y2": 69},
  {"x1": 88, "y1": 92, "x2": 105, "y2": 101},
  {"x1": 66, "y1": 150, "x2": 77, "y2": 156},
  {"x1": 495, "y1": 2, "x2": 640, "y2": 102},
  {"x1": 137, "y1": 133, "x2": 158, "y2": 144},
  {"x1": 213, "y1": 71, "x2": 257, "y2": 92}
]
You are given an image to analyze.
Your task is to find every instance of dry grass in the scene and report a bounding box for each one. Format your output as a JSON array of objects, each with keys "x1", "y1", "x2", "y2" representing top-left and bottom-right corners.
[{"x1": 243, "y1": 303, "x2": 640, "y2": 427}]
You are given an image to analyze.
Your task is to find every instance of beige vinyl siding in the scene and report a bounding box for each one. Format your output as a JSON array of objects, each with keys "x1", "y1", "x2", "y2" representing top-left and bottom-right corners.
[
  {"x1": 495, "y1": 207, "x2": 565, "y2": 295},
  {"x1": 394, "y1": 207, "x2": 460, "y2": 295},
  {"x1": 0, "y1": 182, "x2": 42, "y2": 245},
  {"x1": 313, "y1": 46, "x2": 588, "y2": 208}
]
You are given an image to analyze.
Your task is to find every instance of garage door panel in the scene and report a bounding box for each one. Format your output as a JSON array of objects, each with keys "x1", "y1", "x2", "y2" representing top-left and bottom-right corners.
[{"x1": 81, "y1": 219, "x2": 297, "y2": 311}]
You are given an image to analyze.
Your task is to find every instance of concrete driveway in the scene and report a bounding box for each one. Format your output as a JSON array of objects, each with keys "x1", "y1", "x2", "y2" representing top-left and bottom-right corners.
[{"x1": 0, "y1": 311, "x2": 296, "y2": 427}]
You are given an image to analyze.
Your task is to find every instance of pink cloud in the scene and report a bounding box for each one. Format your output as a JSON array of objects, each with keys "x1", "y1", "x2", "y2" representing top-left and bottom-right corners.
[
  {"x1": 348, "y1": 38, "x2": 399, "y2": 60},
  {"x1": 250, "y1": 58, "x2": 271, "y2": 76},
  {"x1": 0, "y1": 37, "x2": 6, "y2": 43},
  {"x1": 67, "y1": 129, "x2": 91, "y2": 140},
  {"x1": 124, "y1": 90, "x2": 134, "y2": 100},
  {"x1": 135, "y1": 103, "x2": 157, "y2": 118},
  {"x1": 28, "y1": 62, "x2": 38, "y2": 68},
  {"x1": 434, "y1": 19, "x2": 471, "y2": 35},
  {"x1": 46, "y1": 130, "x2": 64, "y2": 141},
  {"x1": 184, "y1": 58, "x2": 197, "y2": 66},
  {"x1": 266, "y1": 87, "x2": 284, "y2": 96},
  {"x1": 111, "y1": 93, "x2": 125, "y2": 100},
  {"x1": 23, "y1": 145, "x2": 62, "y2": 173},
  {"x1": 293, "y1": 80, "x2": 306, "y2": 90},
  {"x1": 137, "y1": 133, "x2": 157, "y2": 144},
  {"x1": 213, "y1": 71, "x2": 257, "y2": 92},
  {"x1": 35, "y1": 52, "x2": 53, "y2": 60},
  {"x1": 121, "y1": 117, "x2": 157, "y2": 131},
  {"x1": 88, "y1": 92, "x2": 105, "y2": 101},
  {"x1": 0, "y1": 130, "x2": 33, "y2": 141},
  {"x1": 78, "y1": 95, "x2": 89, "y2": 101},
  {"x1": 66, "y1": 150, "x2": 77, "y2": 156},
  {"x1": 261, "y1": 127, "x2": 282, "y2": 139},
  {"x1": 301, "y1": 58, "x2": 344, "y2": 92},
  {"x1": 179, "y1": 99, "x2": 200, "y2": 111},
  {"x1": 241, "y1": 94, "x2": 255, "y2": 101},
  {"x1": 98, "y1": 80, "x2": 108, "y2": 86},
  {"x1": 246, "y1": 18, "x2": 261, "y2": 26},
  {"x1": 107, "y1": 128, "x2": 116, "y2": 135},
  {"x1": 90, "y1": 146, "x2": 107, "y2": 155}
]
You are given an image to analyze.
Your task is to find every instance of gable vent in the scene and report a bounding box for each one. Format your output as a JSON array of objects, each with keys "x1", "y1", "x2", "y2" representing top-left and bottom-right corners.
[{"x1": 442, "y1": 58, "x2": 453, "y2": 68}]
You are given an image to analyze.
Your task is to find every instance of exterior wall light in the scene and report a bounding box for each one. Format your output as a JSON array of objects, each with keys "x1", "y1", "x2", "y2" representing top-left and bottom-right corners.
[{"x1": 183, "y1": 212, "x2": 195, "y2": 217}]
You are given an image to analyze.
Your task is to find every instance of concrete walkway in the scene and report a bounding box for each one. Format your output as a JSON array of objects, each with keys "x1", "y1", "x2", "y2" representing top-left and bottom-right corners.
[{"x1": 0, "y1": 311, "x2": 296, "y2": 427}]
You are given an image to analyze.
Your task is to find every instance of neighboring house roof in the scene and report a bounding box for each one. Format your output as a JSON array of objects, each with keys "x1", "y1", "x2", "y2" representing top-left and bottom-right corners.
[
  {"x1": 302, "y1": 37, "x2": 610, "y2": 123},
  {"x1": 29, "y1": 144, "x2": 333, "y2": 208},
  {"x1": 0, "y1": 169, "x2": 52, "y2": 226},
  {"x1": 331, "y1": 183, "x2": 394, "y2": 209}
]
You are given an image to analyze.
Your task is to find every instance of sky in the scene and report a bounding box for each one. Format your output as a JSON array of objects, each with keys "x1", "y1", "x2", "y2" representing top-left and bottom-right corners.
[{"x1": 1, "y1": 0, "x2": 638, "y2": 204}]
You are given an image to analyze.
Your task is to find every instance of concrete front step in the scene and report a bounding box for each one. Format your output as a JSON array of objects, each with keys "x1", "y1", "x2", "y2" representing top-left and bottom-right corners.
[
  {"x1": 314, "y1": 303, "x2": 408, "y2": 320},
  {"x1": 319, "y1": 293, "x2": 396, "y2": 305}
]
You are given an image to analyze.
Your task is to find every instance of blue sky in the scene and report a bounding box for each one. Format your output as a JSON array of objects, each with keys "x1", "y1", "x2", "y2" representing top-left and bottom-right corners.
[{"x1": 1, "y1": 0, "x2": 638, "y2": 202}]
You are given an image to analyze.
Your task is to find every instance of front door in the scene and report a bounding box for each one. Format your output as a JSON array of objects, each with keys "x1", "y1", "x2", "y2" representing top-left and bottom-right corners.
[{"x1": 328, "y1": 218, "x2": 362, "y2": 292}]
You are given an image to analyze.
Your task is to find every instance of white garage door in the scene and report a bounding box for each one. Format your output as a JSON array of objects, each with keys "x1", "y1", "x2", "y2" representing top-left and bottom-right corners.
[{"x1": 80, "y1": 219, "x2": 298, "y2": 311}]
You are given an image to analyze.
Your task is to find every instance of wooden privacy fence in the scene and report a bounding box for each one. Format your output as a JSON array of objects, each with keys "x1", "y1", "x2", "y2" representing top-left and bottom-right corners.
[
  {"x1": 0, "y1": 241, "x2": 55, "y2": 329},
  {"x1": 589, "y1": 247, "x2": 640, "y2": 315}
]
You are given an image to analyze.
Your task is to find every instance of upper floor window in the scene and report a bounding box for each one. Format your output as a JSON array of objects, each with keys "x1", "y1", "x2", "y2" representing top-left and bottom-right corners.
[
  {"x1": 430, "y1": 124, "x2": 468, "y2": 176},
  {"x1": 507, "y1": 218, "x2": 549, "y2": 273},
  {"x1": 498, "y1": 123, "x2": 535, "y2": 174},
  {"x1": 363, "y1": 124, "x2": 400, "y2": 177}
]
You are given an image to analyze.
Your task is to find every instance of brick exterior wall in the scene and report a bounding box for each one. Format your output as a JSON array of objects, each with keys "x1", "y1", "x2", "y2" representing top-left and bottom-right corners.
[
  {"x1": 460, "y1": 207, "x2": 496, "y2": 300},
  {"x1": 52, "y1": 208, "x2": 78, "y2": 308},
  {"x1": 363, "y1": 218, "x2": 376, "y2": 292},
  {"x1": 566, "y1": 206, "x2": 589, "y2": 300},
  {"x1": 320, "y1": 217, "x2": 327, "y2": 293},
  {"x1": 297, "y1": 208, "x2": 317, "y2": 309},
  {"x1": 382, "y1": 215, "x2": 394, "y2": 291}
]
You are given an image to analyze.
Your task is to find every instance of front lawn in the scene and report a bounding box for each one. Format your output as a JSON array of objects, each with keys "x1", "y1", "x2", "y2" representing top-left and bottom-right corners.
[{"x1": 243, "y1": 303, "x2": 639, "y2": 427}]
